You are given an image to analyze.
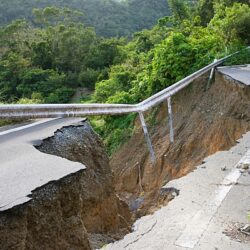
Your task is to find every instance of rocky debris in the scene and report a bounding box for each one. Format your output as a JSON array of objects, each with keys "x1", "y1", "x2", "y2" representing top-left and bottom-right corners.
[
  {"x1": 241, "y1": 163, "x2": 249, "y2": 170},
  {"x1": 155, "y1": 187, "x2": 180, "y2": 209},
  {"x1": 240, "y1": 224, "x2": 250, "y2": 236},
  {"x1": 159, "y1": 187, "x2": 180, "y2": 200},
  {"x1": 224, "y1": 222, "x2": 250, "y2": 243},
  {"x1": 237, "y1": 163, "x2": 250, "y2": 174},
  {"x1": 0, "y1": 120, "x2": 131, "y2": 250}
]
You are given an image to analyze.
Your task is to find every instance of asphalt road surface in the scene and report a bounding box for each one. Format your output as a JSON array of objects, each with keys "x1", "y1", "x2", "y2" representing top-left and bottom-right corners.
[
  {"x1": 217, "y1": 65, "x2": 250, "y2": 86},
  {"x1": 106, "y1": 132, "x2": 250, "y2": 250},
  {"x1": 0, "y1": 118, "x2": 86, "y2": 211}
]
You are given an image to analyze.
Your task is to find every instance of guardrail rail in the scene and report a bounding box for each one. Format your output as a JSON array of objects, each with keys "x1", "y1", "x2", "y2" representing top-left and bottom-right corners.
[{"x1": 1, "y1": 47, "x2": 249, "y2": 164}]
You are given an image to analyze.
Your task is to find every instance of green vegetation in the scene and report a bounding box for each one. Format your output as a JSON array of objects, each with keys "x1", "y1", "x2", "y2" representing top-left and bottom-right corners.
[
  {"x1": 0, "y1": 7, "x2": 124, "y2": 104},
  {"x1": 224, "y1": 48, "x2": 250, "y2": 66},
  {"x1": 0, "y1": 0, "x2": 249, "y2": 152},
  {"x1": 0, "y1": 118, "x2": 26, "y2": 128},
  {"x1": 0, "y1": 0, "x2": 170, "y2": 37},
  {"x1": 91, "y1": 1, "x2": 250, "y2": 154},
  {"x1": 0, "y1": 120, "x2": 13, "y2": 127}
]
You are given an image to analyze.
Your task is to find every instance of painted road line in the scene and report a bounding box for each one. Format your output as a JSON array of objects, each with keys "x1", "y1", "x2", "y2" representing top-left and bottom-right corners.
[
  {"x1": 175, "y1": 151, "x2": 250, "y2": 249},
  {"x1": 0, "y1": 118, "x2": 59, "y2": 137}
]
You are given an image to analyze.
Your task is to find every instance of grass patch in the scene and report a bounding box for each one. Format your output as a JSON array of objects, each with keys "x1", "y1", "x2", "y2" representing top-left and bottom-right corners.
[
  {"x1": 90, "y1": 113, "x2": 136, "y2": 156},
  {"x1": 224, "y1": 49, "x2": 250, "y2": 66}
]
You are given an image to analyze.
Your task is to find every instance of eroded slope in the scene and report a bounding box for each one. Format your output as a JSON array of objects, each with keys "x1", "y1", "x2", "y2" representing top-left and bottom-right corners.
[
  {"x1": 111, "y1": 71, "x2": 250, "y2": 216},
  {"x1": 0, "y1": 120, "x2": 131, "y2": 249}
]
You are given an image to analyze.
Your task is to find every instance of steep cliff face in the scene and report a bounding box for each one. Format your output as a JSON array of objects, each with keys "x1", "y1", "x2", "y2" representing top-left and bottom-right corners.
[
  {"x1": 111, "y1": 71, "x2": 250, "y2": 216},
  {"x1": 0, "y1": 120, "x2": 131, "y2": 250}
]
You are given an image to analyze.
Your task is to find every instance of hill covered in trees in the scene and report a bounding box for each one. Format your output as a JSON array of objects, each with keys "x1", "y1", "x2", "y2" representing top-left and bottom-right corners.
[
  {"x1": 0, "y1": 0, "x2": 170, "y2": 37},
  {"x1": 0, "y1": 0, "x2": 249, "y2": 152}
]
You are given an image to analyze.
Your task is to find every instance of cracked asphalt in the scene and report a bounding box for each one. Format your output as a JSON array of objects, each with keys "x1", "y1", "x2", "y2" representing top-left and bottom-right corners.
[
  {"x1": 105, "y1": 132, "x2": 250, "y2": 250},
  {"x1": 217, "y1": 65, "x2": 250, "y2": 86},
  {"x1": 0, "y1": 118, "x2": 85, "y2": 211}
]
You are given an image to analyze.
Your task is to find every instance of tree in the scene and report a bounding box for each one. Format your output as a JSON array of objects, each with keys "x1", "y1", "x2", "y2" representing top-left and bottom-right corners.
[
  {"x1": 197, "y1": 0, "x2": 215, "y2": 26},
  {"x1": 210, "y1": 3, "x2": 250, "y2": 45},
  {"x1": 168, "y1": 0, "x2": 190, "y2": 23},
  {"x1": 0, "y1": 0, "x2": 171, "y2": 37},
  {"x1": 32, "y1": 7, "x2": 83, "y2": 27}
]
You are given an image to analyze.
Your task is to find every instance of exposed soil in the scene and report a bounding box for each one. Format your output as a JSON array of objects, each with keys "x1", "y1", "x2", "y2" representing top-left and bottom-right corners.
[
  {"x1": 1, "y1": 71, "x2": 249, "y2": 250},
  {"x1": 36, "y1": 121, "x2": 132, "y2": 248},
  {"x1": 111, "y1": 71, "x2": 250, "y2": 218},
  {"x1": 0, "y1": 121, "x2": 131, "y2": 250}
]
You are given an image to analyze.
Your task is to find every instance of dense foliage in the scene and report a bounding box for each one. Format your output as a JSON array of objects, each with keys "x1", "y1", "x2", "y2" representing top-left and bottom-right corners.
[
  {"x1": 0, "y1": 7, "x2": 125, "y2": 103},
  {"x1": 0, "y1": 0, "x2": 249, "y2": 153},
  {"x1": 0, "y1": 0, "x2": 170, "y2": 37},
  {"x1": 91, "y1": 0, "x2": 250, "y2": 153}
]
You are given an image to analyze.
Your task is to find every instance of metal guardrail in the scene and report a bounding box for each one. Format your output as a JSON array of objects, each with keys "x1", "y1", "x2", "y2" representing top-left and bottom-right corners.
[
  {"x1": 1, "y1": 47, "x2": 249, "y2": 119},
  {"x1": 0, "y1": 103, "x2": 140, "y2": 119},
  {"x1": 0, "y1": 57, "x2": 227, "y2": 118},
  {"x1": 0, "y1": 47, "x2": 249, "y2": 163}
]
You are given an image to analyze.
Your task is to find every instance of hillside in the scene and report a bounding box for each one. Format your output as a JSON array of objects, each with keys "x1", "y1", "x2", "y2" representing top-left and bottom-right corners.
[
  {"x1": 0, "y1": 0, "x2": 170, "y2": 37},
  {"x1": 0, "y1": 1, "x2": 250, "y2": 249},
  {"x1": 0, "y1": 0, "x2": 249, "y2": 152}
]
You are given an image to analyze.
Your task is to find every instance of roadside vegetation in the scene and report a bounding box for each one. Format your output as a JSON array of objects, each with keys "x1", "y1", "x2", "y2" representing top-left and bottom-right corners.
[
  {"x1": 0, "y1": 0, "x2": 249, "y2": 153},
  {"x1": 91, "y1": 0, "x2": 250, "y2": 154}
]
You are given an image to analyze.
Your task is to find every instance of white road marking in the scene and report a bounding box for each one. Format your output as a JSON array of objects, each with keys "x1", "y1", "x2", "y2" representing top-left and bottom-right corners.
[
  {"x1": 0, "y1": 118, "x2": 59, "y2": 136},
  {"x1": 175, "y1": 150, "x2": 250, "y2": 249}
]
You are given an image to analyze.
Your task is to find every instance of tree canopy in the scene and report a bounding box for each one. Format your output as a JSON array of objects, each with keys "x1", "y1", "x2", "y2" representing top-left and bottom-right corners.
[
  {"x1": 0, "y1": 0, "x2": 170, "y2": 37},
  {"x1": 0, "y1": 7, "x2": 125, "y2": 103}
]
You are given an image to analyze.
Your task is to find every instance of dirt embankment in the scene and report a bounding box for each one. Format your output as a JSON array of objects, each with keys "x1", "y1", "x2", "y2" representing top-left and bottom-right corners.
[
  {"x1": 0, "y1": 121, "x2": 131, "y2": 250},
  {"x1": 0, "y1": 71, "x2": 249, "y2": 250},
  {"x1": 111, "y1": 71, "x2": 250, "y2": 217}
]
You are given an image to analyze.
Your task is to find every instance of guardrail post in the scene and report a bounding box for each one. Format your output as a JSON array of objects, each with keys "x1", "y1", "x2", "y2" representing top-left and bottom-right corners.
[
  {"x1": 206, "y1": 58, "x2": 218, "y2": 90},
  {"x1": 138, "y1": 112, "x2": 156, "y2": 165},
  {"x1": 167, "y1": 97, "x2": 174, "y2": 143}
]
